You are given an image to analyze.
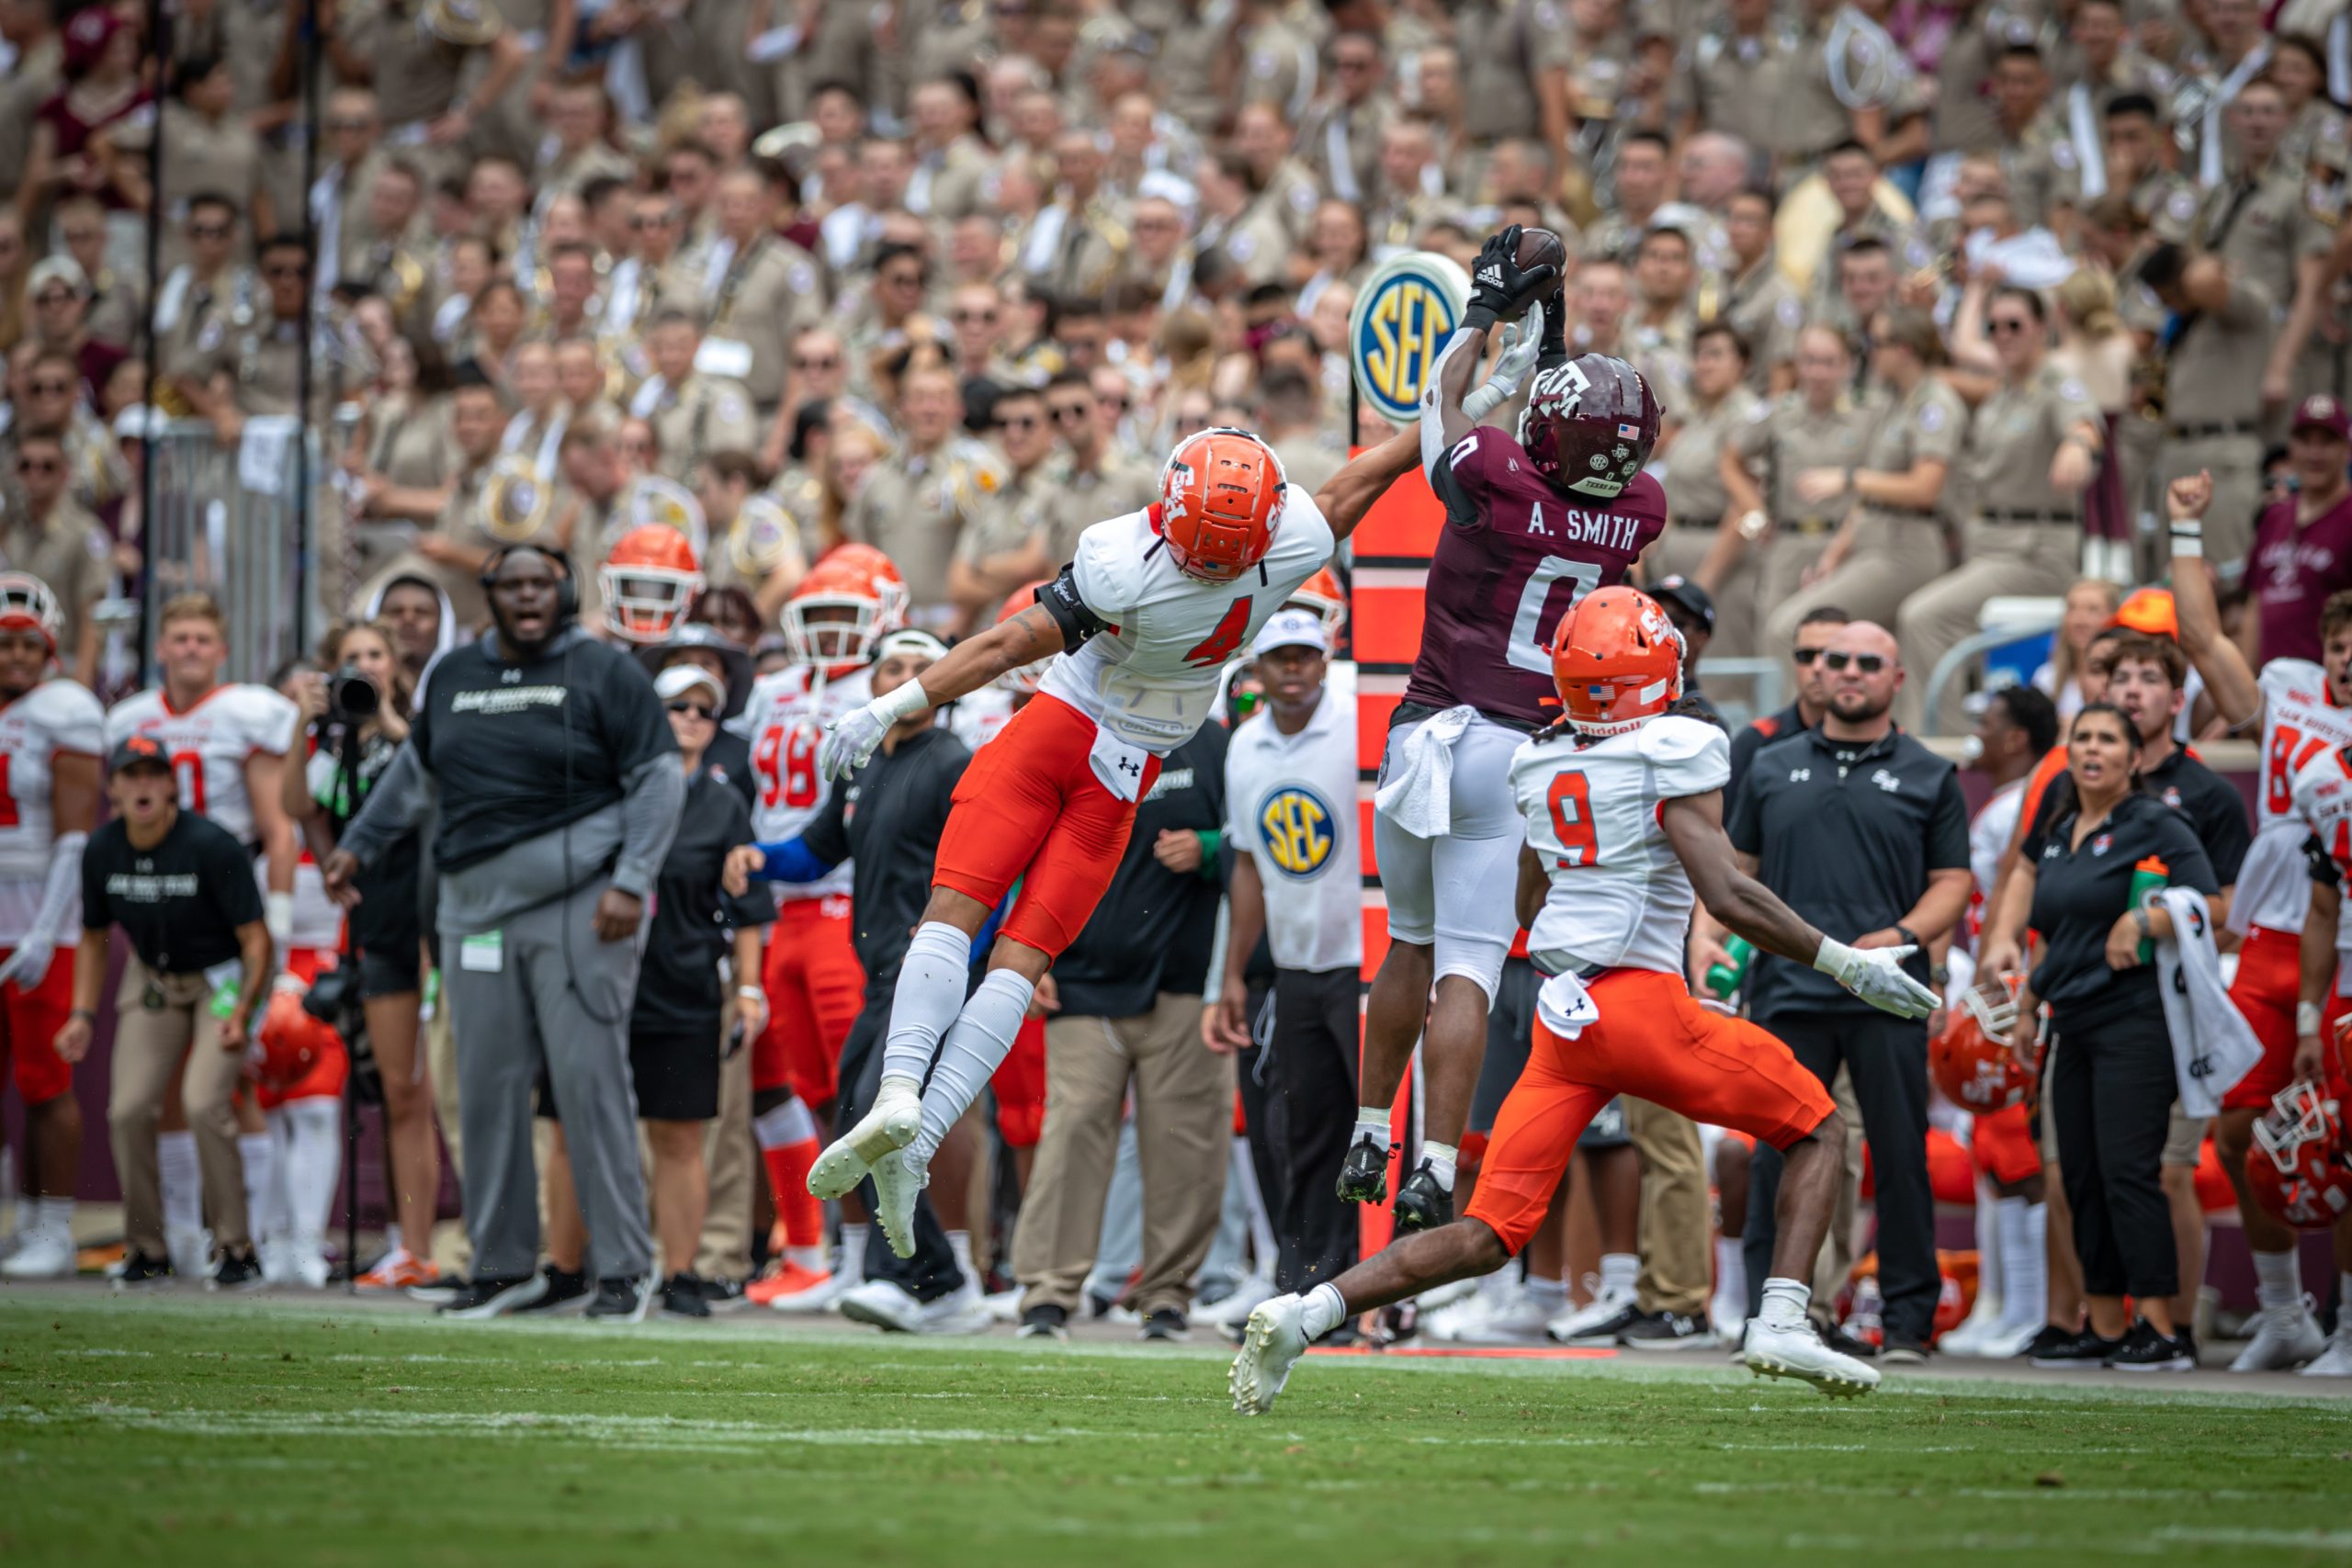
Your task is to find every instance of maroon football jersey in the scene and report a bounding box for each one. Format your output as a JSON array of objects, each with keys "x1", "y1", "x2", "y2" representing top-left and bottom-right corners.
[{"x1": 1402, "y1": 427, "x2": 1668, "y2": 728}]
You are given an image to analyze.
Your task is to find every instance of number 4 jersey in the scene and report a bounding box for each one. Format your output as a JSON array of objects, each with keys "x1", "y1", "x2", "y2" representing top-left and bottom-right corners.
[
  {"x1": 1509, "y1": 714, "x2": 1730, "y2": 977},
  {"x1": 2243, "y1": 659, "x2": 2352, "y2": 934},
  {"x1": 1408, "y1": 426, "x2": 1668, "y2": 728},
  {"x1": 729, "y1": 662, "x2": 871, "y2": 900},
  {"x1": 0, "y1": 678, "x2": 105, "y2": 944}
]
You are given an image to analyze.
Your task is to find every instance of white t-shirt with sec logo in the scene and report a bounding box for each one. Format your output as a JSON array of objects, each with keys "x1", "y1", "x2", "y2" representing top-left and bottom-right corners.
[{"x1": 1223, "y1": 662, "x2": 1361, "y2": 974}]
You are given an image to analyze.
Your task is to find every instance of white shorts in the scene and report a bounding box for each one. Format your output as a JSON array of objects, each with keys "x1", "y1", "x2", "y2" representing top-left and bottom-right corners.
[{"x1": 1374, "y1": 710, "x2": 1525, "y2": 999}]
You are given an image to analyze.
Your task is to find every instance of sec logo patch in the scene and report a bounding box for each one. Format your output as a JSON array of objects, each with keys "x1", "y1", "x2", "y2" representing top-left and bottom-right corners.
[
  {"x1": 1349, "y1": 251, "x2": 1470, "y2": 424},
  {"x1": 1258, "y1": 785, "x2": 1339, "y2": 879}
]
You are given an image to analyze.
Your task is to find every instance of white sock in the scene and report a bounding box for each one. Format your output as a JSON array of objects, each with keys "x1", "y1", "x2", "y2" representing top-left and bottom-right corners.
[
  {"x1": 1300, "y1": 1281, "x2": 1347, "y2": 1338},
  {"x1": 2254, "y1": 1247, "x2": 2304, "y2": 1313},
  {"x1": 1713, "y1": 1236, "x2": 1747, "y2": 1308},
  {"x1": 158, "y1": 1131, "x2": 200, "y2": 1234},
  {"x1": 946, "y1": 1228, "x2": 976, "y2": 1284},
  {"x1": 838, "y1": 1224, "x2": 869, "y2": 1288},
  {"x1": 381, "y1": 1222, "x2": 403, "y2": 1257},
  {"x1": 1997, "y1": 1200, "x2": 2048, "y2": 1333},
  {"x1": 12, "y1": 1197, "x2": 32, "y2": 1239},
  {"x1": 910, "y1": 969, "x2": 1033, "y2": 1163},
  {"x1": 1526, "y1": 1273, "x2": 1569, "y2": 1311},
  {"x1": 35, "y1": 1195, "x2": 72, "y2": 1238},
  {"x1": 242, "y1": 1130, "x2": 279, "y2": 1243},
  {"x1": 1972, "y1": 1185, "x2": 2002, "y2": 1305},
  {"x1": 1352, "y1": 1106, "x2": 1391, "y2": 1147},
  {"x1": 881, "y1": 922, "x2": 980, "y2": 1085},
  {"x1": 753, "y1": 1097, "x2": 818, "y2": 1148},
  {"x1": 1419, "y1": 1141, "x2": 1458, "y2": 1192},
  {"x1": 1598, "y1": 1251, "x2": 1638, "y2": 1301},
  {"x1": 1759, "y1": 1275, "x2": 1811, "y2": 1330},
  {"x1": 786, "y1": 1245, "x2": 827, "y2": 1271},
  {"x1": 283, "y1": 1100, "x2": 342, "y2": 1238}
]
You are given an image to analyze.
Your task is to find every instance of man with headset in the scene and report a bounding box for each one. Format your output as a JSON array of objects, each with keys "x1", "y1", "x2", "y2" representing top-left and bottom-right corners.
[{"x1": 325, "y1": 546, "x2": 685, "y2": 1320}]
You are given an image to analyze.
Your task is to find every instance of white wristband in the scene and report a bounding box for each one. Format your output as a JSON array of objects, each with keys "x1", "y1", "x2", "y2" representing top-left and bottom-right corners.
[
  {"x1": 873, "y1": 677, "x2": 931, "y2": 726},
  {"x1": 265, "y1": 890, "x2": 296, "y2": 948},
  {"x1": 1811, "y1": 936, "x2": 1857, "y2": 977},
  {"x1": 2298, "y1": 1000, "x2": 2324, "y2": 1038},
  {"x1": 2170, "y1": 516, "x2": 2203, "y2": 558}
]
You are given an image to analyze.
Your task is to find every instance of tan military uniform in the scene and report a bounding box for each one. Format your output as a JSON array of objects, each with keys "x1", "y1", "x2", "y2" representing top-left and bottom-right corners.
[
  {"x1": 761, "y1": 464, "x2": 830, "y2": 566},
  {"x1": 1682, "y1": 21, "x2": 1805, "y2": 159},
  {"x1": 909, "y1": 135, "x2": 992, "y2": 224},
  {"x1": 1025, "y1": 197, "x2": 1133, "y2": 303},
  {"x1": 629, "y1": 373, "x2": 759, "y2": 483},
  {"x1": 152, "y1": 101, "x2": 267, "y2": 265},
  {"x1": 839, "y1": 438, "x2": 1005, "y2": 626},
  {"x1": 190, "y1": 304, "x2": 369, "y2": 420},
  {"x1": 1997, "y1": 112, "x2": 2084, "y2": 230},
  {"x1": 1255, "y1": 158, "x2": 1323, "y2": 246},
  {"x1": 341, "y1": 0, "x2": 494, "y2": 136},
  {"x1": 1237, "y1": 14, "x2": 1319, "y2": 123},
  {"x1": 1363, "y1": 191, "x2": 1450, "y2": 254},
  {"x1": 2160, "y1": 267, "x2": 2277, "y2": 579},
  {"x1": 1763, "y1": 374, "x2": 1965, "y2": 650},
  {"x1": 2198, "y1": 163, "x2": 2330, "y2": 320},
  {"x1": 0, "y1": 35, "x2": 62, "y2": 206},
  {"x1": 1733, "y1": 392, "x2": 1872, "y2": 633},
  {"x1": 368, "y1": 392, "x2": 456, "y2": 492},
  {"x1": 1647, "y1": 386, "x2": 1764, "y2": 652},
  {"x1": 1157, "y1": 7, "x2": 1231, "y2": 141},
  {"x1": 153, "y1": 265, "x2": 260, "y2": 392},
  {"x1": 1718, "y1": 255, "x2": 1807, "y2": 389},
  {"x1": 535, "y1": 141, "x2": 636, "y2": 202},
  {"x1": 950, "y1": 458, "x2": 1058, "y2": 625},
  {"x1": 1296, "y1": 94, "x2": 1392, "y2": 208},
  {"x1": 2128, "y1": 168, "x2": 2202, "y2": 244},
  {"x1": 695, "y1": 235, "x2": 828, "y2": 412},
  {"x1": 1035, "y1": 452, "x2": 1159, "y2": 572},
  {"x1": 1456, "y1": 0, "x2": 1569, "y2": 145},
  {"x1": 1270, "y1": 433, "x2": 1345, "y2": 501},
  {"x1": 1902, "y1": 361, "x2": 2103, "y2": 730},
  {"x1": 0, "y1": 499, "x2": 109, "y2": 658},
  {"x1": 1196, "y1": 202, "x2": 1292, "y2": 294}
]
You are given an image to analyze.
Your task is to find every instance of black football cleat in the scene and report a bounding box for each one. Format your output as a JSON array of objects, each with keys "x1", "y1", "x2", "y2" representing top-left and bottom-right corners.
[
  {"x1": 1335, "y1": 1134, "x2": 1389, "y2": 1205},
  {"x1": 1392, "y1": 1160, "x2": 1453, "y2": 1233}
]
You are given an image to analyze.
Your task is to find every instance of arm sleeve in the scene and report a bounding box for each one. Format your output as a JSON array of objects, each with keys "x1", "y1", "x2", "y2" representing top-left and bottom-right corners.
[
  {"x1": 1926, "y1": 769, "x2": 1973, "y2": 871},
  {"x1": 2308, "y1": 832, "x2": 2343, "y2": 887},
  {"x1": 335, "y1": 741, "x2": 435, "y2": 869},
  {"x1": 1039, "y1": 561, "x2": 1112, "y2": 652},
  {"x1": 747, "y1": 837, "x2": 839, "y2": 884},
  {"x1": 1425, "y1": 425, "x2": 1489, "y2": 530},
  {"x1": 611, "y1": 755, "x2": 685, "y2": 899}
]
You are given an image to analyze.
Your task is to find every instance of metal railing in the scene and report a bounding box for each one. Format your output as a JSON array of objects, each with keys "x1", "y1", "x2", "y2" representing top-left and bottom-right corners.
[{"x1": 141, "y1": 417, "x2": 329, "y2": 686}]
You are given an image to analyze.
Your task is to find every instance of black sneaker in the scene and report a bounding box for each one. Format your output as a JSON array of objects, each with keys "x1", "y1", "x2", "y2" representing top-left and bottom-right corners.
[
  {"x1": 1335, "y1": 1134, "x2": 1389, "y2": 1205},
  {"x1": 660, "y1": 1273, "x2": 711, "y2": 1318},
  {"x1": 1880, "y1": 1334, "x2": 1933, "y2": 1366},
  {"x1": 697, "y1": 1276, "x2": 749, "y2": 1309},
  {"x1": 1018, "y1": 1303, "x2": 1069, "y2": 1341},
  {"x1": 1819, "y1": 1323, "x2": 1880, "y2": 1359},
  {"x1": 512, "y1": 1264, "x2": 591, "y2": 1314},
  {"x1": 208, "y1": 1248, "x2": 266, "y2": 1292},
  {"x1": 439, "y1": 1272, "x2": 552, "y2": 1319},
  {"x1": 1140, "y1": 1308, "x2": 1190, "y2": 1342},
  {"x1": 2105, "y1": 1320, "x2": 2195, "y2": 1371},
  {"x1": 113, "y1": 1250, "x2": 173, "y2": 1290},
  {"x1": 2030, "y1": 1326, "x2": 2124, "y2": 1367},
  {"x1": 1619, "y1": 1309, "x2": 1715, "y2": 1350},
  {"x1": 1550, "y1": 1301, "x2": 1642, "y2": 1347},
  {"x1": 2016, "y1": 1324, "x2": 2077, "y2": 1361},
  {"x1": 585, "y1": 1274, "x2": 654, "y2": 1323},
  {"x1": 1393, "y1": 1160, "x2": 1453, "y2": 1233}
]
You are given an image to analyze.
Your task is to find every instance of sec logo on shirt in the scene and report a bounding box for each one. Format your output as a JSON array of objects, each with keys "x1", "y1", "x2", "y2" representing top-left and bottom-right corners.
[{"x1": 1258, "y1": 785, "x2": 1339, "y2": 879}]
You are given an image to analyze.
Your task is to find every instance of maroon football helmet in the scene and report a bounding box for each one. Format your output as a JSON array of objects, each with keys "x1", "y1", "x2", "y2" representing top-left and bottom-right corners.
[{"x1": 1517, "y1": 354, "x2": 1664, "y2": 501}]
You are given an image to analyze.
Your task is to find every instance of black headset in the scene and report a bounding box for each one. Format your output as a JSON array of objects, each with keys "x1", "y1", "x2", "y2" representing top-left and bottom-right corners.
[{"x1": 479, "y1": 543, "x2": 579, "y2": 623}]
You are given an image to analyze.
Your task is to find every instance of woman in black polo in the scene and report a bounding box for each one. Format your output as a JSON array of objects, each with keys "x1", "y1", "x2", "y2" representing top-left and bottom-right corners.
[{"x1": 1996, "y1": 702, "x2": 2216, "y2": 1372}]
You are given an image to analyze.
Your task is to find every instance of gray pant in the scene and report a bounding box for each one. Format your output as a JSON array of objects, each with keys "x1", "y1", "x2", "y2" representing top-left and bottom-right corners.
[{"x1": 442, "y1": 879, "x2": 655, "y2": 1282}]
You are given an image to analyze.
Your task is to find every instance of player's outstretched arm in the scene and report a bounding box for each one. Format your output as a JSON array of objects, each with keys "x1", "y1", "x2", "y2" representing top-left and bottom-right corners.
[
  {"x1": 1317, "y1": 427, "x2": 1422, "y2": 544},
  {"x1": 2165, "y1": 468, "x2": 2260, "y2": 730},
  {"x1": 1662, "y1": 791, "x2": 1939, "y2": 1020},
  {"x1": 817, "y1": 605, "x2": 1068, "y2": 779}
]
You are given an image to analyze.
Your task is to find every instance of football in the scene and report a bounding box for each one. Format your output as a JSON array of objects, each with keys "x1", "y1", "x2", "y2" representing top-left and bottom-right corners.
[{"x1": 1515, "y1": 225, "x2": 1568, "y2": 279}]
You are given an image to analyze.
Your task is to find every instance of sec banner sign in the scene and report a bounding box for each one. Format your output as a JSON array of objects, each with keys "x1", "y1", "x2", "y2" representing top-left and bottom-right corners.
[{"x1": 1349, "y1": 251, "x2": 1470, "y2": 426}]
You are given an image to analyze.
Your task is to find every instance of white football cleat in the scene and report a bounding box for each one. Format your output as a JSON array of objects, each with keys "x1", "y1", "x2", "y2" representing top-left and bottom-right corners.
[
  {"x1": 836, "y1": 1279, "x2": 926, "y2": 1333},
  {"x1": 918, "y1": 1282, "x2": 994, "y2": 1336},
  {"x1": 808, "y1": 1081, "x2": 922, "y2": 1201},
  {"x1": 1743, "y1": 1316, "x2": 1882, "y2": 1397},
  {"x1": 1230, "y1": 1293, "x2": 1312, "y2": 1416},
  {"x1": 2298, "y1": 1317, "x2": 2352, "y2": 1377},
  {"x1": 0, "y1": 1223, "x2": 74, "y2": 1279},
  {"x1": 1936, "y1": 1292, "x2": 2007, "y2": 1357},
  {"x1": 872, "y1": 1147, "x2": 926, "y2": 1259},
  {"x1": 2229, "y1": 1300, "x2": 2325, "y2": 1372},
  {"x1": 1544, "y1": 1283, "x2": 1636, "y2": 1347}
]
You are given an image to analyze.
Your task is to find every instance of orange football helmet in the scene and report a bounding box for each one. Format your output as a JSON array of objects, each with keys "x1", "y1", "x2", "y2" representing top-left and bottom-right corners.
[
  {"x1": 257, "y1": 974, "x2": 343, "y2": 1089},
  {"x1": 0, "y1": 572, "x2": 61, "y2": 653},
  {"x1": 1284, "y1": 567, "x2": 1347, "y2": 634},
  {"x1": 783, "y1": 546, "x2": 909, "y2": 665},
  {"x1": 1549, "y1": 586, "x2": 1682, "y2": 736},
  {"x1": 1158, "y1": 427, "x2": 1286, "y2": 581},
  {"x1": 2246, "y1": 1081, "x2": 2352, "y2": 1230},
  {"x1": 598, "y1": 525, "x2": 706, "y2": 645},
  {"x1": 993, "y1": 581, "x2": 1057, "y2": 695},
  {"x1": 1931, "y1": 976, "x2": 2034, "y2": 1112}
]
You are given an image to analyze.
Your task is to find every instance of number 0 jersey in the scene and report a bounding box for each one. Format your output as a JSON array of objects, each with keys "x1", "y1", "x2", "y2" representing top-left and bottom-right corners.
[
  {"x1": 2241, "y1": 659, "x2": 2352, "y2": 934},
  {"x1": 1040, "y1": 490, "x2": 1335, "y2": 755},
  {"x1": 104, "y1": 683, "x2": 300, "y2": 846},
  {"x1": 0, "y1": 679, "x2": 104, "y2": 944},
  {"x1": 729, "y1": 662, "x2": 869, "y2": 900},
  {"x1": 1509, "y1": 714, "x2": 1730, "y2": 978}
]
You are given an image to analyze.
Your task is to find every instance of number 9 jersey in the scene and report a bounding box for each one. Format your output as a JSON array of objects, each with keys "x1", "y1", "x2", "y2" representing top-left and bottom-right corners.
[
  {"x1": 1509, "y1": 713, "x2": 1730, "y2": 978},
  {"x1": 729, "y1": 662, "x2": 872, "y2": 901}
]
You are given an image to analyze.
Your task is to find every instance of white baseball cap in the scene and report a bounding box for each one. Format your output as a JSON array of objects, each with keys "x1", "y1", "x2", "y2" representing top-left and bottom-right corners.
[
  {"x1": 654, "y1": 663, "x2": 726, "y2": 707},
  {"x1": 1250, "y1": 608, "x2": 1329, "y2": 657}
]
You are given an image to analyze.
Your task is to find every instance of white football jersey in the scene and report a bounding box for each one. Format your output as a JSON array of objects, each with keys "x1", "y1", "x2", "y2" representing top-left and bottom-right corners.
[
  {"x1": 1039, "y1": 489, "x2": 1336, "y2": 754},
  {"x1": 945, "y1": 687, "x2": 1017, "y2": 751},
  {"x1": 729, "y1": 662, "x2": 870, "y2": 899},
  {"x1": 0, "y1": 679, "x2": 104, "y2": 944},
  {"x1": 2238, "y1": 660, "x2": 2352, "y2": 935},
  {"x1": 1967, "y1": 778, "x2": 2023, "y2": 952},
  {"x1": 105, "y1": 683, "x2": 299, "y2": 845},
  {"x1": 1510, "y1": 715, "x2": 1730, "y2": 979}
]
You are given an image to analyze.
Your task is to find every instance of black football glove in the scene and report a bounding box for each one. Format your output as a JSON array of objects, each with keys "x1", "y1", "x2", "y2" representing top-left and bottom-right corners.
[
  {"x1": 1465, "y1": 225, "x2": 1561, "y2": 334},
  {"x1": 1537, "y1": 279, "x2": 1568, "y2": 367}
]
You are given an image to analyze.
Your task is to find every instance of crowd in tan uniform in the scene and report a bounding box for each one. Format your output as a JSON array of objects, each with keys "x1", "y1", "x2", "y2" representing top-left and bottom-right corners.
[{"x1": 0, "y1": 0, "x2": 2336, "y2": 730}]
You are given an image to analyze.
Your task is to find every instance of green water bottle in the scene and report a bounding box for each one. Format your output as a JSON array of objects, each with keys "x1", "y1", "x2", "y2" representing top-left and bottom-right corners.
[
  {"x1": 208, "y1": 976, "x2": 241, "y2": 1020},
  {"x1": 1705, "y1": 935, "x2": 1756, "y2": 1000},
  {"x1": 2128, "y1": 857, "x2": 2169, "y2": 964}
]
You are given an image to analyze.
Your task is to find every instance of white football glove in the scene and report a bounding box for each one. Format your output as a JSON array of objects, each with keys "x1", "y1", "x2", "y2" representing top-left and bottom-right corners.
[
  {"x1": 817, "y1": 703, "x2": 891, "y2": 782},
  {"x1": 1813, "y1": 939, "x2": 1941, "y2": 1021},
  {"x1": 0, "y1": 931, "x2": 53, "y2": 992},
  {"x1": 1461, "y1": 303, "x2": 1545, "y2": 421}
]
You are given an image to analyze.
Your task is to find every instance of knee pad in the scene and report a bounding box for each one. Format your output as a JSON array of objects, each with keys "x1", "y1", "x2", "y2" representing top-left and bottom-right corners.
[{"x1": 1432, "y1": 931, "x2": 1510, "y2": 1008}]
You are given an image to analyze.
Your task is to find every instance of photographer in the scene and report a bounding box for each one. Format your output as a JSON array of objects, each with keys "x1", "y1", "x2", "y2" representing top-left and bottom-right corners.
[
  {"x1": 61, "y1": 734, "x2": 274, "y2": 1288},
  {"x1": 326, "y1": 545, "x2": 684, "y2": 1321},
  {"x1": 279, "y1": 619, "x2": 435, "y2": 1291}
]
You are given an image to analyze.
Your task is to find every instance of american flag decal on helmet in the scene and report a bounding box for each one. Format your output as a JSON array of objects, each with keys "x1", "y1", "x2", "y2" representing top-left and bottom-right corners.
[{"x1": 1617, "y1": 422, "x2": 1641, "y2": 440}]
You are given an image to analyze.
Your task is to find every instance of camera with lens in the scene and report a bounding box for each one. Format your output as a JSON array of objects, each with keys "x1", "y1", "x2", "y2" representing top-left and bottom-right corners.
[{"x1": 327, "y1": 663, "x2": 381, "y2": 722}]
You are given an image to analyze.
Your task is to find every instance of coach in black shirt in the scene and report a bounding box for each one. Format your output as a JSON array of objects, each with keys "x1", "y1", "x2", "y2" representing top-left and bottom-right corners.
[
  {"x1": 329, "y1": 546, "x2": 684, "y2": 1321},
  {"x1": 1728, "y1": 622, "x2": 1972, "y2": 1361},
  {"x1": 1726, "y1": 606, "x2": 1851, "y2": 797}
]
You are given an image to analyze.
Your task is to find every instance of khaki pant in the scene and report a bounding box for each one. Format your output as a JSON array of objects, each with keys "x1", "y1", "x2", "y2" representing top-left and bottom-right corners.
[
  {"x1": 1646, "y1": 525, "x2": 1760, "y2": 659},
  {"x1": 1625, "y1": 1098, "x2": 1709, "y2": 1316},
  {"x1": 107, "y1": 960, "x2": 249, "y2": 1260},
  {"x1": 1012, "y1": 994, "x2": 1231, "y2": 1317},
  {"x1": 1818, "y1": 1066, "x2": 1865, "y2": 1304},
  {"x1": 424, "y1": 976, "x2": 469, "y2": 1275},
  {"x1": 695, "y1": 1035, "x2": 756, "y2": 1282},
  {"x1": 1895, "y1": 519, "x2": 2077, "y2": 735},
  {"x1": 2158, "y1": 432, "x2": 2260, "y2": 583},
  {"x1": 1759, "y1": 513, "x2": 1945, "y2": 654}
]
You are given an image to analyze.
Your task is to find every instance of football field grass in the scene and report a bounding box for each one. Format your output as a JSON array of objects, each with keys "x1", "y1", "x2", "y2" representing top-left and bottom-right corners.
[{"x1": 3, "y1": 1294, "x2": 2350, "y2": 1568}]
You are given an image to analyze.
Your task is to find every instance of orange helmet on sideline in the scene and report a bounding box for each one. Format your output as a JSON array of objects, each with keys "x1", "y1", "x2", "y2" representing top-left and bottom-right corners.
[
  {"x1": 993, "y1": 581, "x2": 1057, "y2": 695},
  {"x1": 1285, "y1": 567, "x2": 1347, "y2": 633},
  {"x1": 1158, "y1": 427, "x2": 1286, "y2": 581},
  {"x1": 258, "y1": 974, "x2": 342, "y2": 1089},
  {"x1": 597, "y1": 525, "x2": 705, "y2": 644},
  {"x1": 1931, "y1": 976, "x2": 2033, "y2": 1112},
  {"x1": 782, "y1": 547, "x2": 909, "y2": 665},
  {"x1": 0, "y1": 572, "x2": 62, "y2": 653},
  {"x1": 2246, "y1": 1081, "x2": 2352, "y2": 1229},
  {"x1": 1549, "y1": 586, "x2": 1682, "y2": 737}
]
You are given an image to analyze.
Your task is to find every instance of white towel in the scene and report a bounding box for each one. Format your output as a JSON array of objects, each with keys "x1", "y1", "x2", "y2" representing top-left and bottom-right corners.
[
  {"x1": 1372, "y1": 704, "x2": 1477, "y2": 838},
  {"x1": 2151, "y1": 886, "x2": 2263, "y2": 1116},
  {"x1": 1536, "y1": 968, "x2": 1600, "y2": 1040}
]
